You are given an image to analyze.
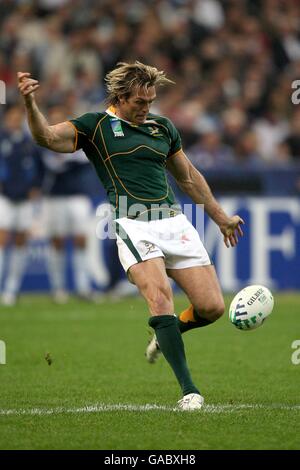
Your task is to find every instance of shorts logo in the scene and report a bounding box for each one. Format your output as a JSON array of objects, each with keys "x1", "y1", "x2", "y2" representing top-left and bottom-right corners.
[{"x1": 143, "y1": 241, "x2": 159, "y2": 255}]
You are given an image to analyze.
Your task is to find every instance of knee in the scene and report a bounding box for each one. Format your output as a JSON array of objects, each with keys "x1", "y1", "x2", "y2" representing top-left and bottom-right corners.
[
  {"x1": 213, "y1": 301, "x2": 226, "y2": 320},
  {"x1": 52, "y1": 237, "x2": 64, "y2": 250},
  {"x1": 73, "y1": 235, "x2": 86, "y2": 249},
  {"x1": 198, "y1": 299, "x2": 225, "y2": 322},
  {"x1": 14, "y1": 232, "x2": 27, "y2": 246}
]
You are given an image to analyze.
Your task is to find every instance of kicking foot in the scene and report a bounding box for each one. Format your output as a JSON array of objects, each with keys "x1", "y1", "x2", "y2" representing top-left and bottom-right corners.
[
  {"x1": 176, "y1": 393, "x2": 204, "y2": 411},
  {"x1": 145, "y1": 334, "x2": 161, "y2": 364}
]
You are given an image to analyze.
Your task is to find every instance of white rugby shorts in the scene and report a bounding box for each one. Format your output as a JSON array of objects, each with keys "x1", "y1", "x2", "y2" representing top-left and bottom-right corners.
[
  {"x1": 45, "y1": 196, "x2": 92, "y2": 237},
  {"x1": 115, "y1": 213, "x2": 211, "y2": 273},
  {"x1": 0, "y1": 195, "x2": 34, "y2": 231}
]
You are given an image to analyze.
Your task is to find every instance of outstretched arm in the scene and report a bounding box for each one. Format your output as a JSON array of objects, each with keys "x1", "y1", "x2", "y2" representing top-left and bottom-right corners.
[
  {"x1": 17, "y1": 72, "x2": 76, "y2": 153},
  {"x1": 167, "y1": 149, "x2": 244, "y2": 247}
]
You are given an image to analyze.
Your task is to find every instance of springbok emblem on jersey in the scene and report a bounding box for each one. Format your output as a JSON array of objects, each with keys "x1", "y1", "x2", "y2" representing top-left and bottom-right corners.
[{"x1": 148, "y1": 126, "x2": 161, "y2": 136}]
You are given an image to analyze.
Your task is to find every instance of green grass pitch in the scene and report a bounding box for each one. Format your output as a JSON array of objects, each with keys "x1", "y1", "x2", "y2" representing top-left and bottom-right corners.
[{"x1": 0, "y1": 293, "x2": 299, "y2": 450}]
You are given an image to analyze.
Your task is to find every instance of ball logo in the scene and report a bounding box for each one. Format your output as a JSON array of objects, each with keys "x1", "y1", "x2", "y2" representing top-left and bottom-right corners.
[
  {"x1": 247, "y1": 287, "x2": 264, "y2": 306},
  {"x1": 234, "y1": 298, "x2": 247, "y2": 317}
]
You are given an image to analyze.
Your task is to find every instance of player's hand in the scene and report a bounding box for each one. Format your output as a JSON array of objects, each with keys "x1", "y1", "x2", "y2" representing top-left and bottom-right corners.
[
  {"x1": 220, "y1": 215, "x2": 245, "y2": 248},
  {"x1": 17, "y1": 72, "x2": 40, "y2": 101}
]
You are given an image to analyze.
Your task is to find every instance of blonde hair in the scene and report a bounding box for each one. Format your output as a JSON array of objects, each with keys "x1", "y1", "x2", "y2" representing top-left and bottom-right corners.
[{"x1": 105, "y1": 61, "x2": 174, "y2": 105}]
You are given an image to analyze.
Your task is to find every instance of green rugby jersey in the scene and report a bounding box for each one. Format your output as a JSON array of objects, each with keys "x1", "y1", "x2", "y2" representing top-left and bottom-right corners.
[{"x1": 69, "y1": 106, "x2": 182, "y2": 220}]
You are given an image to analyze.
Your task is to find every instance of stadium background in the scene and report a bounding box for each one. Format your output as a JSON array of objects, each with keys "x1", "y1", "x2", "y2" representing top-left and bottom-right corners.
[
  {"x1": 1, "y1": 0, "x2": 300, "y2": 293},
  {"x1": 1, "y1": 0, "x2": 300, "y2": 453}
]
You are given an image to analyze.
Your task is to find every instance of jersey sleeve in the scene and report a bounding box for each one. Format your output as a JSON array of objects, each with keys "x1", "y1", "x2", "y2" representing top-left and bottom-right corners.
[
  {"x1": 69, "y1": 113, "x2": 98, "y2": 151},
  {"x1": 166, "y1": 118, "x2": 182, "y2": 158}
]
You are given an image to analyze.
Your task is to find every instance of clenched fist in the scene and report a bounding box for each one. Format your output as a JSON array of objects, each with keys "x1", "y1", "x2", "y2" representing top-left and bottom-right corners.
[{"x1": 17, "y1": 72, "x2": 40, "y2": 100}]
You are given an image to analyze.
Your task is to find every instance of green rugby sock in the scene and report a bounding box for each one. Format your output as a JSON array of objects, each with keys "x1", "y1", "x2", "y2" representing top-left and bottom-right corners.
[
  {"x1": 148, "y1": 315, "x2": 200, "y2": 396},
  {"x1": 177, "y1": 305, "x2": 213, "y2": 333}
]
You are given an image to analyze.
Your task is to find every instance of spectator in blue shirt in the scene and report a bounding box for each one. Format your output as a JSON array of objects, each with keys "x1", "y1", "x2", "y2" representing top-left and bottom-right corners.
[
  {"x1": 0, "y1": 104, "x2": 41, "y2": 305},
  {"x1": 41, "y1": 106, "x2": 94, "y2": 302}
]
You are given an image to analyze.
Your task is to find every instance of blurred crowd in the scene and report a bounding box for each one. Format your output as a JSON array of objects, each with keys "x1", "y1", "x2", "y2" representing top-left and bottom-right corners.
[{"x1": 1, "y1": 0, "x2": 300, "y2": 168}]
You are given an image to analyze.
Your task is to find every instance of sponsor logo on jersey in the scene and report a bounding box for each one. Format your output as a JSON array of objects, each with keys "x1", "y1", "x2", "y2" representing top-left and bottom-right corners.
[{"x1": 110, "y1": 118, "x2": 124, "y2": 137}]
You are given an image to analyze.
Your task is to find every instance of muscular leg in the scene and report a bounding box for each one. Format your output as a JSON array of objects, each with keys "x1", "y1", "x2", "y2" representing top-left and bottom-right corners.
[
  {"x1": 129, "y1": 257, "x2": 174, "y2": 315},
  {"x1": 167, "y1": 265, "x2": 225, "y2": 333},
  {"x1": 129, "y1": 257, "x2": 200, "y2": 396}
]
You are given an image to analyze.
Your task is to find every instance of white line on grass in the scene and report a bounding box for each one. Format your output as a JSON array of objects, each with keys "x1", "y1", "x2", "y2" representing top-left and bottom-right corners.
[{"x1": 1, "y1": 403, "x2": 300, "y2": 416}]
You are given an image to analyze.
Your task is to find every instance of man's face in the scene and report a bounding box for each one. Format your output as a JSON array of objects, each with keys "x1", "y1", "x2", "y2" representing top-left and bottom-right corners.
[{"x1": 118, "y1": 86, "x2": 156, "y2": 124}]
